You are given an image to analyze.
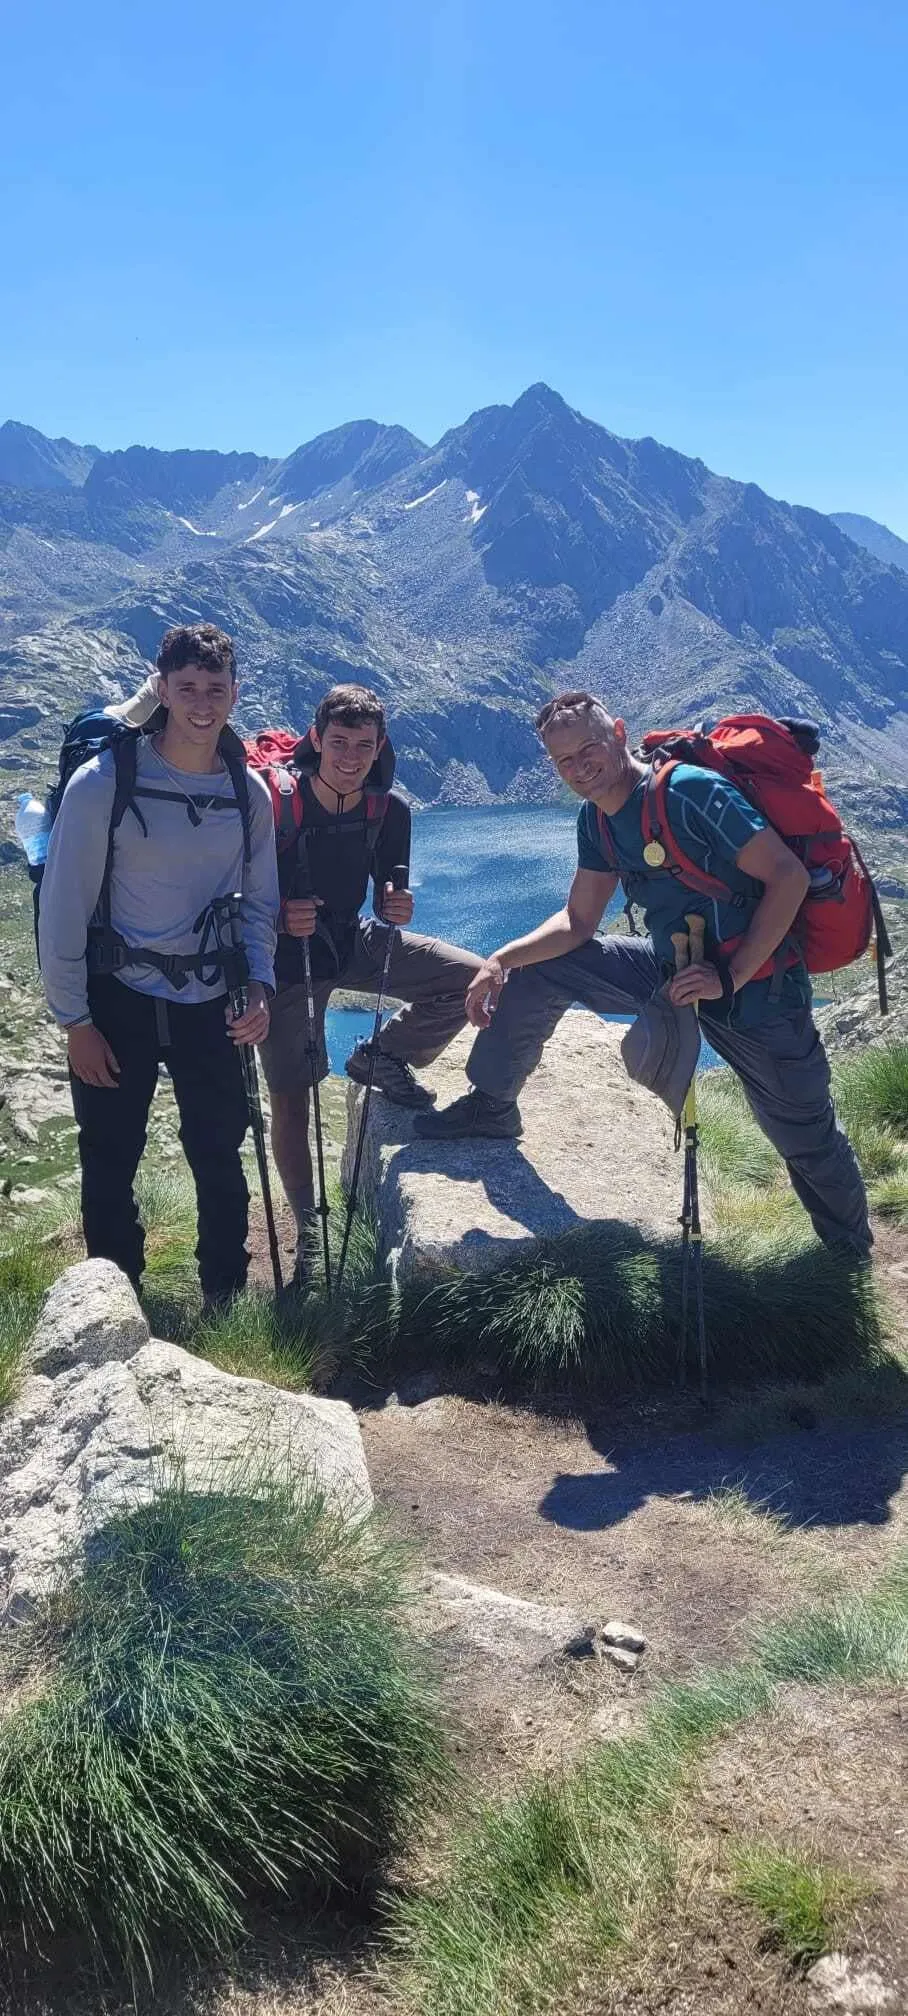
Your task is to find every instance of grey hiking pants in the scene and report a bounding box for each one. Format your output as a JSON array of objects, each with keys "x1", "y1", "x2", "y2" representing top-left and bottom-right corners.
[{"x1": 466, "y1": 936, "x2": 872, "y2": 1256}]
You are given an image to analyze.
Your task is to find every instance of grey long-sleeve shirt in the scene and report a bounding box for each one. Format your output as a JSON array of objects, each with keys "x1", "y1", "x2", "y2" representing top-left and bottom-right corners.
[{"x1": 38, "y1": 737, "x2": 279, "y2": 1026}]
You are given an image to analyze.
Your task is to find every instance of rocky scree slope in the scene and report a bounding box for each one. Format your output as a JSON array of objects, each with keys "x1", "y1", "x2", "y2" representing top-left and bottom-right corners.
[{"x1": 1, "y1": 387, "x2": 907, "y2": 863}]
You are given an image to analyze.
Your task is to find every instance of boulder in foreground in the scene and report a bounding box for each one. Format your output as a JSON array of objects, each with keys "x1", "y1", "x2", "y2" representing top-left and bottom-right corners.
[{"x1": 0, "y1": 1261, "x2": 372, "y2": 1617}]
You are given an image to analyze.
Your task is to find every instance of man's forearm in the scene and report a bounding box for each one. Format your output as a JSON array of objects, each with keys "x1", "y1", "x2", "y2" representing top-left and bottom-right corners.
[
  {"x1": 728, "y1": 860, "x2": 810, "y2": 992},
  {"x1": 494, "y1": 908, "x2": 592, "y2": 972}
]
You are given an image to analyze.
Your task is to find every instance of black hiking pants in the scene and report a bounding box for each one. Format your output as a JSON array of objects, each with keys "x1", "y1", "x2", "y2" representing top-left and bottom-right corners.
[{"x1": 70, "y1": 976, "x2": 250, "y2": 1298}]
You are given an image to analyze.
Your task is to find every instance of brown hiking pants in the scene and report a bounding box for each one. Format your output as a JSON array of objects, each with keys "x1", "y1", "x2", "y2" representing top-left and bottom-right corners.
[{"x1": 259, "y1": 921, "x2": 482, "y2": 1093}]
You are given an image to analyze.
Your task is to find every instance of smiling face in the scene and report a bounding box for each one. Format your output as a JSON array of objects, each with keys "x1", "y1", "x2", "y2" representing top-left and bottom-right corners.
[
  {"x1": 158, "y1": 659, "x2": 237, "y2": 750},
  {"x1": 542, "y1": 707, "x2": 630, "y2": 801},
  {"x1": 312, "y1": 718, "x2": 383, "y2": 796}
]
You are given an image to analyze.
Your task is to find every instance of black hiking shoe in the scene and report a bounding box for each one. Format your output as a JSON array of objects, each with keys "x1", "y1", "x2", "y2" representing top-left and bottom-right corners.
[
  {"x1": 345, "y1": 1042, "x2": 437, "y2": 1110},
  {"x1": 413, "y1": 1088, "x2": 523, "y2": 1140}
]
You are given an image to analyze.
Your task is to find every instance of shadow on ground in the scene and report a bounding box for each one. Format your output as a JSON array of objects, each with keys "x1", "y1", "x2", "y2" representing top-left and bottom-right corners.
[{"x1": 540, "y1": 1411, "x2": 908, "y2": 1533}]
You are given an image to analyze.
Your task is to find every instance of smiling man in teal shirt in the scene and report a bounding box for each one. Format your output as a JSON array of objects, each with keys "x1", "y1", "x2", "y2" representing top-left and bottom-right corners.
[{"x1": 417, "y1": 690, "x2": 870, "y2": 1259}]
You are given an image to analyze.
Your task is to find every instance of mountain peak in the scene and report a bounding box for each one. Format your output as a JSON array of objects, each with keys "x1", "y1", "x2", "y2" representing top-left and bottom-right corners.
[
  {"x1": 511, "y1": 382, "x2": 574, "y2": 421},
  {"x1": 0, "y1": 420, "x2": 99, "y2": 491},
  {"x1": 275, "y1": 419, "x2": 426, "y2": 507}
]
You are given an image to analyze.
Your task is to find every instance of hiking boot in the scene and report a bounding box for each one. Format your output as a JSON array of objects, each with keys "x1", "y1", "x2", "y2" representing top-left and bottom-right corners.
[
  {"x1": 413, "y1": 1088, "x2": 523, "y2": 1140},
  {"x1": 345, "y1": 1042, "x2": 437, "y2": 1110}
]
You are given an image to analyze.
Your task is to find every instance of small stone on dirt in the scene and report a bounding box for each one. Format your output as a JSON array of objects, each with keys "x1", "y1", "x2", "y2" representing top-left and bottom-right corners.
[
  {"x1": 604, "y1": 1644, "x2": 640, "y2": 1674},
  {"x1": 807, "y1": 1953, "x2": 896, "y2": 2011},
  {"x1": 602, "y1": 1619, "x2": 646, "y2": 1653}
]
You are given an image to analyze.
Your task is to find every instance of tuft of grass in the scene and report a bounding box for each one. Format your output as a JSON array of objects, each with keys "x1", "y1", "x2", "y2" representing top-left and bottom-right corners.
[
  {"x1": 755, "y1": 1555, "x2": 908, "y2": 1685},
  {"x1": 389, "y1": 1556, "x2": 908, "y2": 2016},
  {"x1": 869, "y1": 1167, "x2": 908, "y2": 1227},
  {"x1": 697, "y1": 1075, "x2": 781, "y2": 1190},
  {"x1": 0, "y1": 1465, "x2": 446, "y2": 1978},
  {"x1": 730, "y1": 1841, "x2": 868, "y2": 1967},
  {"x1": 698, "y1": 1481, "x2": 792, "y2": 1548},
  {"x1": 0, "y1": 1229, "x2": 67, "y2": 1408},
  {"x1": 191, "y1": 1288, "x2": 342, "y2": 1392},
  {"x1": 833, "y1": 1042, "x2": 908, "y2": 1139},
  {"x1": 352, "y1": 1217, "x2": 889, "y2": 1400}
]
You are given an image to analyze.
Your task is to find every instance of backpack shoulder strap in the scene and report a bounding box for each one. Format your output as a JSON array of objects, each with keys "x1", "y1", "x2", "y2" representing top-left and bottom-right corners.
[
  {"x1": 364, "y1": 790, "x2": 390, "y2": 853},
  {"x1": 110, "y1": 733, "x2": 141, "y2": 833},
  {"x1": 642, "y1": 761, "x2": 734, "y2": 901},
  {"x1": 593, "y1": 802, "x2": 619, "y2": 871},
  {"x1": 97, "y1": 734, "x2": 142, "y2": 935},
  {"x1": 219, "y1": 728, "x2": 251, "y2": 865}
]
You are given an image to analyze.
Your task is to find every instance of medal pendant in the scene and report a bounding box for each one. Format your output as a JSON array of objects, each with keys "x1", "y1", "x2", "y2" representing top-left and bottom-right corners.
[{"x1": 643, "y1": 840, "x2": 667, "y2": 868}]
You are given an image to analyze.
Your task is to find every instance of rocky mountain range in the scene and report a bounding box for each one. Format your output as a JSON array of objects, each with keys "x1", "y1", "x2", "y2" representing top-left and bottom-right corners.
[{"x1": 1, "y1": 386, "x2": 907, "y2": 881}]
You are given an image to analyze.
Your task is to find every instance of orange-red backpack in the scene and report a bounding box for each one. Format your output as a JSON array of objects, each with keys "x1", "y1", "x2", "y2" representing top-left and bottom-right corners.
[{"x1": 596, "y1": 714, "x2": 891, "y2": 1011}]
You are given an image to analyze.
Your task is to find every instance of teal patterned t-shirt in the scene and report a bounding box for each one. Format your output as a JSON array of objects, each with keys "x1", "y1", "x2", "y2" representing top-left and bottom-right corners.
[{"x1": 576, "y1": 764, "x2": 811, "y2": 1028}]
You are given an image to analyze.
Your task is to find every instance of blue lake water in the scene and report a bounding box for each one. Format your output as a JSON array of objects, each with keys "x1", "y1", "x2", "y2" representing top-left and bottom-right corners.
[{"x1": 324, "y1": 803, "x2": 725, "y2": 1074}]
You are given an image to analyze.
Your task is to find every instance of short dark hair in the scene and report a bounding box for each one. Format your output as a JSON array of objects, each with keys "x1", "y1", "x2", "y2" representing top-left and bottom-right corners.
[
  {"x1": 315, "y1": 684, "x2": 385, "y2": 742},
  {"x1": 535, "y1": 690, "x2": 601, "y2": 737},
  {"x1": 156, "y1": 623, "x2": 237, "y2": 681}
]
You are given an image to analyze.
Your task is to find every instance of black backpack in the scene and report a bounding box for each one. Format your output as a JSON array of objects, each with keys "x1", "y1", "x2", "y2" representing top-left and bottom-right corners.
[{"x1": 32, "y1": 708, "x2": 252, "y2": 989}]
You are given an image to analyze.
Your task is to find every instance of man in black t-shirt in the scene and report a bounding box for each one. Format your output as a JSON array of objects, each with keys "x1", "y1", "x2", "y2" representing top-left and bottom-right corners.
[{"x1": 258, "y1": 684, "x2": 482, "y2": 1286}]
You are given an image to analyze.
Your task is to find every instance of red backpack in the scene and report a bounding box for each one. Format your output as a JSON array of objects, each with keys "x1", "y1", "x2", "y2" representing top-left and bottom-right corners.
[
  {"x1": 596, "y1": 714, "x2": 891, "y2": 1011},
  {"x1": 243, "y1": 726, "x2": 393, "y2": 866}
]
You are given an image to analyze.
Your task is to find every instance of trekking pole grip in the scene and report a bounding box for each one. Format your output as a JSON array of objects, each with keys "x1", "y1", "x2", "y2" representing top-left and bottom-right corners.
[
  {"x1": 383, "y1": 862, "x2": 409, "y2": 918},
  {"x1": 671, "y1": 930, "x2": 690, "y2": 974},
  {"x1": 685, "y1": 914, "x2": 706, "y2": 969}
]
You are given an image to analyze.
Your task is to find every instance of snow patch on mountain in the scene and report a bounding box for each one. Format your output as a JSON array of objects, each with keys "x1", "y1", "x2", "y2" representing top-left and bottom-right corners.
[{"x1": 405, "y1": 481, "x2": 447, "y2": 511}]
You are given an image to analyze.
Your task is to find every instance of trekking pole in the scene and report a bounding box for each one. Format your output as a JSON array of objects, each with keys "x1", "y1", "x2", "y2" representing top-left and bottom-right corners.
[
  {"x1": 211, "y1": 894, "x2": 283, "y2": 1298},
  {"x1": 293, "y1": 852, "x2": 332, "y2": 1298},
  {"x1": 671, "y1": 922, "x2": 709, "y2": 1403},
  {"x1": 335, "y1": 862, "x2": 409, "y2": 1297},
  {"x1": 685, "y1": 913, "x2": 709, "y2": 1404}
]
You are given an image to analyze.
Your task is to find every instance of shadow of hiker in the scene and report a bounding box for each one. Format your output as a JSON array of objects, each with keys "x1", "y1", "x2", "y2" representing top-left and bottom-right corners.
[
  {"x1": 540, "y1": 1407, "x2": 908, "y2": 1535},
  {"x1": 364, "y1": 1108, "x2": 587, "y2": 1241}
]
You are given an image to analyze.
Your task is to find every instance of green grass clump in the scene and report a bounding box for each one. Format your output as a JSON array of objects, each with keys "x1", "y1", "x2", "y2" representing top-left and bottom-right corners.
[
  {"x1": 730, "y1": 1842, "x2": 867, "y2": 1967},
  {"x1": 389, "y1": 1557, "x2": 907, "y2": 2016},
  {"x1": 353, "y1": 1217, "x2": 887, "y2": 1399},
  {"x1": 834, "y1": 1042, "x2": 908, "y2": 1138},
  {"x1": 755, "y1": 1554, "x2": 908, "y2": 1685},
  {"x1": 869, "y1": 1167, "x2": 908, "y2": 1227},
  {"x1": 0, "y1": 1468, "x2": 445, "y2": 1977},
  {"x1": 0, "y1": 1229, "x2": 65, "y2": 1407}
]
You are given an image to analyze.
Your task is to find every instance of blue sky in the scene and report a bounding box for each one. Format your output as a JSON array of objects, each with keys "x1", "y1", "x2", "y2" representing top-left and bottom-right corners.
[{"x1": 3, "y1": 0, "x2": 907, "y2": 530}]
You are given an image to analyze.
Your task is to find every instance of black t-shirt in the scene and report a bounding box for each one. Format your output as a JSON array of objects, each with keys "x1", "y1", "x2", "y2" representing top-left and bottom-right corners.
[{"x1": 275, "y1": 782, "x2": 411, "y2": 987}]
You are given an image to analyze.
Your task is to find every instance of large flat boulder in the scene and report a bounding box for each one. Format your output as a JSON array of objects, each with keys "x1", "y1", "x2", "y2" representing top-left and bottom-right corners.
[
  {"x1": 0, "y1": 1263, "x2": 373, "y2": 1618},
  {"x1": 343, "y1": 1011, "x2": 694, "y2": 1281}
]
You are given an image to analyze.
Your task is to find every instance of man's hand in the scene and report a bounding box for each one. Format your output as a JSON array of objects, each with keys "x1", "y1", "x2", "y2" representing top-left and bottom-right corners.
[
  {"x1": 283, "y1": 896, "x2": 322, "y2": 938},
  {"x1": 466, "y1": 957, "x2": 507, "y2": 1028},
  {"x1": 227, "y1": 982, "x2": 271, "y2": 1046},
  {"x1": 668, "y1": 962, "x2": 725, "y2": 1007},
  {"x1": 68, "y1": 1023, "x2": 121, "y2": 1089},
  {"x1": 382, "y1": 881, "x2": 414, "y2": 927}
]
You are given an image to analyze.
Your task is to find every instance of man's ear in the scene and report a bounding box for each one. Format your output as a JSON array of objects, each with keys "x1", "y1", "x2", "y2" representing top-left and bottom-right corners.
[
  {"x1": 614, "y1": 717, "x2": 627, "y2": 747},
  {"x1": 156, "y1": 672, "x2": 169, "y2": 712},
  {"x1": 310, "y1": 726, "x2": 322, "y2": 753},
  {"x1": 230, "y1": 680, "x2": 238, "y2": 709},
  {"x1": 377, "y1": 732, "x2": 387, "y2": 753}
]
